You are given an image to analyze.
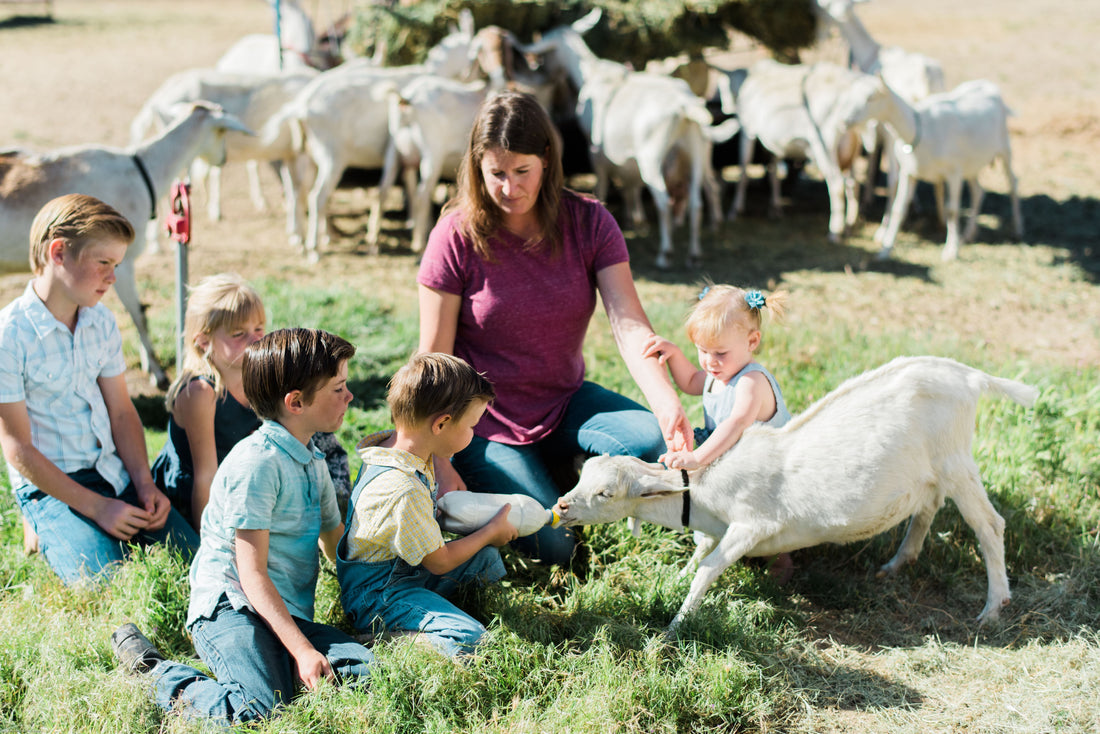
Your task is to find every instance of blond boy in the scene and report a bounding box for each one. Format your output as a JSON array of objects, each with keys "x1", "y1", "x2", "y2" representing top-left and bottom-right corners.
[
  {"x1": 0, "y1": 193, "x2": 196, "y2": 584},
  {"x1": 337, "y1": 352, "x2": 516, "y2": 657},
  {"x1": 112, "y1": 328, "x2": 373, "y2": 725}
]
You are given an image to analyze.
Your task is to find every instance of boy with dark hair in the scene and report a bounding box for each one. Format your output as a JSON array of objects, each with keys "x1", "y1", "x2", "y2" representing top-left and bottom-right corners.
[
  {"x1": 0, "y1": 193, "x2": 196, "y2": 584},
  {"x1": 338, "y1": 352, "x2": 515, "y2": 657},
  {"x1": 112, "y1": 328, "x2": 373, "y2": 725}
]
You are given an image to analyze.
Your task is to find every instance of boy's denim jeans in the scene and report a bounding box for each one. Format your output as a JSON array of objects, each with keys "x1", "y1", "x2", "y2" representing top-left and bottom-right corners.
[
  {"x1": 151, "y1": 596, "x2": 373, "y2": 725},
  {"x1": 452, "y1": 381, "x2": 665, "y2": 566},
  {"x1": 340, "y1": 546, "x2": 505, "y2": 658},
  {"x1": 15, "y1": 468, "x2": 198, "y2": 585}
]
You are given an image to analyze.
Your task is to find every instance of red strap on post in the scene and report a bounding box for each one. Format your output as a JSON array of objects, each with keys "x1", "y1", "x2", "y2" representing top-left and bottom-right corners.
[{"x1": 165, "y1": 180, "x2": 191, "y2": 245}]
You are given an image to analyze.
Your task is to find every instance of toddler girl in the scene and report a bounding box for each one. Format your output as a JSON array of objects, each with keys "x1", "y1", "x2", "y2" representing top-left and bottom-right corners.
[
  {"x1": 152, "y1": 273, "x2": 350, "y2": 529},
  {"x1": 643, "y1": 284, "x2": 793, "y2": 581},
  {"x1": 643, "y1": 284, "x2": 790, "y2": 469}
]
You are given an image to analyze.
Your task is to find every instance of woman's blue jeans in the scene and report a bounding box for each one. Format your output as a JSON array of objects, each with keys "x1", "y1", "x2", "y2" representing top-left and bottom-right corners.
[
  {"x1": 452, "y1": 381, "x2": 664, "y2": 566},
  {"x1": 151, "y1": 596, "x2": 373, "y2": 724}
]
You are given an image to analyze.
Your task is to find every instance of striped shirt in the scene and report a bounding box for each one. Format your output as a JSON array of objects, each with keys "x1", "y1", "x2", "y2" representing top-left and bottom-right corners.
[
  {"x1": 0, "y1": 281, "x2": 128, "y2": 494},
  {"x1": 345, "y1": 430, "x2": 443, "y2": 565}
]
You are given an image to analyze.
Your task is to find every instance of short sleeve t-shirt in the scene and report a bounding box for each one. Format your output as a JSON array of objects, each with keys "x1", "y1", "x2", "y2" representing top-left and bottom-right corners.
[
  {"x1": 417, "y1": 194, "x2": 629, "y2": 445},
  {"x1": 187, "y1": 421, "x2": 342, "y2": 626}
]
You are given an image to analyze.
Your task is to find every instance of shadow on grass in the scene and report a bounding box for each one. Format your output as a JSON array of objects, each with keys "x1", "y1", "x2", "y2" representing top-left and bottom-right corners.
[{"x1": 0, "y1": 14, "x2": 53, "y2": 30}]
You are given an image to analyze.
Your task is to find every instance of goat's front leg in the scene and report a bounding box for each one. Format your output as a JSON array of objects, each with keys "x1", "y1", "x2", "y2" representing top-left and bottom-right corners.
[
  {"x1": 679, "y1": 530, "x2": 718, "y2": 579},
  {"x1": 667, "y1": 525, "x2": 762, "y2": 634}
]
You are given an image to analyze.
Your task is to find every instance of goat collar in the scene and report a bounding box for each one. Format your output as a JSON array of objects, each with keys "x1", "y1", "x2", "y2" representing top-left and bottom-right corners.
[
  {"x1": 131, "y1": 154, "x2": 157, "y2": 221},
  {"x1": 680, "y1": 469, "x2": 691, "y2": 529}
]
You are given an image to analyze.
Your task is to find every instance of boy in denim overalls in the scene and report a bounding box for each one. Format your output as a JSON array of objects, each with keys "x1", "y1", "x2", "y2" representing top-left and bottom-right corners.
[{"x1": 338, "y1": 353, "x2": 515, "y2": 657}]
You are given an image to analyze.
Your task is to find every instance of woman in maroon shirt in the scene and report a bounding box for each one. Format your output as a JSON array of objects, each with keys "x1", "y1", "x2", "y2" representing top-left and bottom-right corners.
[{"x1": 418, "y1": 90, "x2": 690, "y2": 566}]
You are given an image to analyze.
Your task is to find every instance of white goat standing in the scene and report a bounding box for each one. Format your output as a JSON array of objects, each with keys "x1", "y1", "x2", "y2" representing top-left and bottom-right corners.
[
  {"x1": 266, "y1": 21, "x2": 482, "y2": 262},
  {"x1": 129, "y1": 68, "x2": 317, "y2": 229},
  {"x1": 366, "y1": 77, "x2": 488, "y2": 253},
  {"x1": 727, "y1": 59, "x2": 878, "y2": 243},
  {"x1": 849, "y1": 77, "x2": 1024, "y2": 260},
  {"x1": 556, "y1": 356, "x2": 1037, "y2": 633},
  {"x1": 0, "y1": 102, "x2": 252, "y2": 388},
  {"x1": 814, "y1": 0, "x2": 946, "y2": 217},
  {"x1": 216, "y1": 0, "x2": 321, "y2": 74},
  {"x1": 517, "y1": 10, "x2": 737, "y2": 269}
]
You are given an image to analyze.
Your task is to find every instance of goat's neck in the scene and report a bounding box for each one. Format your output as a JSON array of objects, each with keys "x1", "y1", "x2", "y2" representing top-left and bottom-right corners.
[
  {"x1": 833, "y1": 13, "x2": 881, "y2": 73},
  {"x1": 882, "y1": 86, "x2": 919, "y2": 146},
  {"x1": 632, "y1": 475, "x2": 728, "y2": 538},
  {"x1": 560, "y1": 31, "x2": 611, "y2": 91},
  {"x1": 130, "y1": 111, "x2": 214, "y2": 194}
]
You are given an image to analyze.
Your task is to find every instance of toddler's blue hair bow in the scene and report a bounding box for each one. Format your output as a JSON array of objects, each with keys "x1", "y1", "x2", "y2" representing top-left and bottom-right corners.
[
  {"x1": 744, "y1": 290, "x2": 766, "y2": 309},
  {"x1": 698, "y1": 286, "x2": 711, "y2": 301}
]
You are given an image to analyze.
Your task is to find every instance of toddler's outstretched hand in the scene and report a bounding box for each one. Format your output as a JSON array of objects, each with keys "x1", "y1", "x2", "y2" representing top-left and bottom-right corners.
[
  {"x1": 641, "y1": 333, "x2": 680, "y2": 364},
  {"x1": 659, "y1": 450, "x2": 701, "y2": 471}
]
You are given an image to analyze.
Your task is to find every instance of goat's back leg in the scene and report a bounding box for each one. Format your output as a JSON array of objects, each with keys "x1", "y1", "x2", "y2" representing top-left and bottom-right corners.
[
  {"x1": 961, "y1": 178, "x2": 984, "y2": 246},
  {"x1": 878, "y1": 488, "x2": 943, "y2": 578},
  {"x1": 728, "y1": 134, "x2": 755, "y2": 220},
  {"x1": 1002, "y1": 153, "x2": 1024, "y2": 239},
  {"x1": 946, "y1": 459, "x2": 1010, "y2": 623}
]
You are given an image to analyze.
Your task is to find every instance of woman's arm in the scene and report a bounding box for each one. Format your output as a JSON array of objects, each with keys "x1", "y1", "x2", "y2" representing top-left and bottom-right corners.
[
  {"x1": 172, "y1": 378, "x2": 220, "y2": 530},
  {"x1": 596, "y1": 263, "x2": 692, "y2": 452},
  {"x1": 418, "y1": 285, "x2": 468, "y2": 493},
  {"x1": 418, "y1": 284, "x2": 461, "y2": 355},
  {"x1": 236, "y1": 528, "x2": 334, "y2": 690},
  {"x1": 641, "y1": 334, "x2": 706, "y2": 395}
]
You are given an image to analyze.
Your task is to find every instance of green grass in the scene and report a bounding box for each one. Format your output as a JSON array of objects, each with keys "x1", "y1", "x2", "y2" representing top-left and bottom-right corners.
[{"x1": 1, "y1": 280, "x2": 1098, "y2": 733}]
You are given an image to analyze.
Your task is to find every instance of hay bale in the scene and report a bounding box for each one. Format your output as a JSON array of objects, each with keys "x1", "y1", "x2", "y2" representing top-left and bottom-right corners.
[{"x1": 346, "y1": 0, "x2": 817, "y2": 68}]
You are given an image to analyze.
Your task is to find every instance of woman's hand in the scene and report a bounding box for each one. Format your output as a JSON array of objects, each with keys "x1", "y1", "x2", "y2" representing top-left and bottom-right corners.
[{"x1": 650, "y1": 392, "x2": 693, "y2": 453}]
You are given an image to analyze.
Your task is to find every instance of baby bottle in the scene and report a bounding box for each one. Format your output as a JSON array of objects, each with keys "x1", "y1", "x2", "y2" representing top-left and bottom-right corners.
[{"x1": 436, "y1": 491, "x2": 561, "y2": 537}]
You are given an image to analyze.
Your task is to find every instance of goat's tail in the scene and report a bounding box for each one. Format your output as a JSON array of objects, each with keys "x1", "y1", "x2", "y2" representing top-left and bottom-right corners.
[
  {"x1": 976, "y1": 371, "x2": 1039, "y2": 408},
  {"x1": 262, "y1": 104, "x2": 305, "y2": 154}
]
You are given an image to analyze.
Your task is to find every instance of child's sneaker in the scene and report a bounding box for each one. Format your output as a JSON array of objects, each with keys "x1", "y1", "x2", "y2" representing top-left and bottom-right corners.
[{"x1": 110, "y1": 623, "x2": 165, "y2": 674}]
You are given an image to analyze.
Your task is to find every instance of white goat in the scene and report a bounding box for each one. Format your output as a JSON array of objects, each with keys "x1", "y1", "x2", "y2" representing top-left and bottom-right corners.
[
  {"x1": 365, "y1": 27, "x2": 575, "y2": 253},
  {"x1": 216, "y1": 0, "x2": 321, "y2": 74},
  {"x1": 848, "y1": 77, "x2": 1024, "y2": 260},
  {"x1": 727, "y1": 59, "x2": 878, "y2": 243},
  {"x1": 517, "y1": 9, "x2": 737, "y2": 269},
  {"x1": 266, "y1": 22, "x2": 482, "y2": 261},
  {"x1": 0, "y1": 103, "x2": 252, "y2": 388},
  {"x1": 814, "y1": 0, "x2": 946, "y2": 215},
  {"x1": 366, "y1": 77, "x2": 488, "y2": 253},
  {"x1": 130, "y1": 68, "x2": 317, "y2": 232},
  {"x1": 556, "y1": 356, "x2": 1037, "y2": 633}
]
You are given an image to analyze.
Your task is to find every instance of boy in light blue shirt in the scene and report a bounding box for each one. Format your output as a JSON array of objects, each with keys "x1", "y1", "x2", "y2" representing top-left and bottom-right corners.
[
  {"x1": 0, "y1": 193, "x2": 196, "y2": 584},
  {"x1": 111, "y1": 328, "x2": 374, "y2": 725}
]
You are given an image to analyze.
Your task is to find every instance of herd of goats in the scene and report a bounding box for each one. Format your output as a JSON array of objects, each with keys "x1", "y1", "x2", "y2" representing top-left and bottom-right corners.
[{"x1": 0, "y1": 0, "x2": 1025, "y2": 390}]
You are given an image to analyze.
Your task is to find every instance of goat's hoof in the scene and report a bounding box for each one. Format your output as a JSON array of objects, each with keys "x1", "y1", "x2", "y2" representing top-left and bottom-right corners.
[
  {"x1": 685, "y1": 256, "x2": 702, "y2": 270},
  {"x1": 655, "y1": 255, "x2": 671, "y2": 270},
  {"x1": 305, "y1": 250, "x2": 320, "y2": 266}
]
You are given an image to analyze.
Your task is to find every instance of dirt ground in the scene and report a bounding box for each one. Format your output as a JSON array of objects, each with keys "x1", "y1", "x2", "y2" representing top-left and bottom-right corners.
[{"x1": 0, "y1": 0, "x2": 1098, "y2": 400}]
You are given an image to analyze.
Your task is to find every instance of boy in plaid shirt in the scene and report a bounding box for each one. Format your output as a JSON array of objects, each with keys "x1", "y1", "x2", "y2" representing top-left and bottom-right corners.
[{"x1": 337, "y1": 353, "x2": 515, "y2": 657}]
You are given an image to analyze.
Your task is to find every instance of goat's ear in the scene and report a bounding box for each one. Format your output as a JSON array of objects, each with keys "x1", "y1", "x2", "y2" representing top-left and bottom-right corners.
[{"x1": 634, "y1": 474, "x2": 686, "y2": 499}]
